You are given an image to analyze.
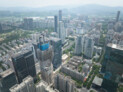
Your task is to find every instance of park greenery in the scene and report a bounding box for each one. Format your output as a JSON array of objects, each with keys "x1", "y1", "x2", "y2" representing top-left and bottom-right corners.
[
  {"x1": 0, "y1": 30, "x2": 32, "y2": 45},
  {"x1": 63, "y1": 42, "x2": 75, "y2": 55},
  {"x1": 83, "y1": 65, "x2": 100, "y2": 89},
  {"x1": 0, "y1": 27, "x2": 54, "y2": 45},
  {"x1": 35, "y1": 28, "x2": 54, "y2": 33},
  {"x1": 117, "y1": 85, "x2": 123, "y2": 92}
]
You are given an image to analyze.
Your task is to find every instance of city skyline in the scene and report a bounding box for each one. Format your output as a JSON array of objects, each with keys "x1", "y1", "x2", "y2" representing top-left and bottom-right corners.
[{"x1": 0, "y1": 1, "x2": 123, "y2": 91}]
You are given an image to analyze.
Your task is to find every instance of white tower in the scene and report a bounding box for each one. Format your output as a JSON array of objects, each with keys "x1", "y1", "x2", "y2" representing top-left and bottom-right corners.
[
  {"x1": 84, "y1": 37, "x2": 94, "y2": 58},
  {"x1": 58, "y1": 21, "x2": 66, "y2": 44},
  {"x1": 75, "y1": 35, "x2": 83, "y2": 55}
]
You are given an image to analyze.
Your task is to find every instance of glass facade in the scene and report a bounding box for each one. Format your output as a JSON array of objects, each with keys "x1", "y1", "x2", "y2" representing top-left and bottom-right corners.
[
  {"x1": 101, "y1": 44, "x2": 123, "y2": 81},
  {"x1": 12, "y1": 50, "x2": 36, "y2": 83},
  {"x1": 0, "y1": 70, "x2": 17, "y2": 92},
  {"x1": 50, "y1": 38, "x2": 62, "y2": 70}
]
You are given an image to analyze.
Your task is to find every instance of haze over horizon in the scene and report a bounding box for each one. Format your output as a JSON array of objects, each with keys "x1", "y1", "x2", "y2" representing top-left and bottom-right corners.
[{"x1": 0, "y1": 0, "x2": 123, "y2": 7}]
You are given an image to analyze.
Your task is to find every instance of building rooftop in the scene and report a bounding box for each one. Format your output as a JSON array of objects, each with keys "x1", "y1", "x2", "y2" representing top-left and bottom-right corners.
[
  {"x1": 0, "y1": 69, "x2": 14, "y2": 79},
  {"x1": 36, "y1": 80, "x2": 59, "y2": 92},
  {"x1": 84, "y1": 59, "x2": 92, "y2": 65},
  {"x1": 50, "y1": 37, "x2": 61, "y2": 42},
  {"x1": 62, "y1": 54, "x2": 68, "y2": 60},
  {"x1": 83, "y1": 64, "x2": 90, "y2": 70},
  {"x1": 57, "y1": 73, "x2": 75, "y2": 84},
  {"x1": 9, "y1": 84, "x2": 20, "y2": 91},
  {"x1": 92, "y1": 76, "x2": 103, "y2": 86},
  {"x1": 11, "y1": 49, "x2": 32, "y2": 59},
  {"x1": 107, "y1": 43, "x2": 123, "y2": 50},
  {"x1": 23, "y1": 75, "x2": 33, "y2": 83},
  {"x1": 10, "y1": 76, "x2": 33, "y2": 91}
]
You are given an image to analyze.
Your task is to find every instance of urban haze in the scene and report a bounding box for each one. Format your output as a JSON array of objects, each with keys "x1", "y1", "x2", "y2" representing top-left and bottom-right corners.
[{"x1": 0, "y1": 0, "x2": 123, "y2": 92}]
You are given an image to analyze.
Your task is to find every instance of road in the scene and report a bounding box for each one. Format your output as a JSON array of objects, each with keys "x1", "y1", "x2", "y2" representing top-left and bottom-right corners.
[{"x1": 63, "y1": 41, "x2": 74, "y2": 51}]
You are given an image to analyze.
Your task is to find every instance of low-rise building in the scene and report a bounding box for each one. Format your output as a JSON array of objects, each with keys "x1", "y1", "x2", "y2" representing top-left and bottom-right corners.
[{"x1": 92, "y1": 76, "x2": 103, "y2": 89}]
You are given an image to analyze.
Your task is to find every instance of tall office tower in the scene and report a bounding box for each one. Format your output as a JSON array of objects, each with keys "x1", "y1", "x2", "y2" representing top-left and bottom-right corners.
[
  {"x1": 23, "y1": 18, "x2": 33, "y2": 30},
  {"x1": 54, "y1": 15, "x2": 58, "y2": 33},
  {"x1": 116, "y1": 11, "x2": 120, "y2": 22},
  {"x1": 54, "y1": 73, "x2": 75, "y2": 92},
  {"x1": 0, "y1": 23, "x2": 3, "y2": 33},
  {"x1": 37, "y1": 35, "x2": 53, "y2": 84},
  {"x1": 75, "y1": 35, "x2": 83, "y2": 55},
  {"x1": 101, "y1": 43, "x2": 123, "y2": 92},
  {"x1": 58, "y1": 21, "x2": 66, "y2": 44},
  {"x1": 10, "y1": 76, "x2": 36, "y2": 92},
  {"x1": 11, "y1": 50, "x2": 36, "y2": 83},
  {"x1": 50, "y1": 37, "x2": 62, "y2": 70},
  {"x1": 0, "y1": 69, "x2": 17, "y2": 92},
  {"x1": 101, "y1": 43, "x2": 123, "y2": 82},
  {"x1": 84, "y1": 37, "x2": 94, "y2": 58},
  {"x1": 59, "y1": 10, "x2": 62, "y2": 21}
]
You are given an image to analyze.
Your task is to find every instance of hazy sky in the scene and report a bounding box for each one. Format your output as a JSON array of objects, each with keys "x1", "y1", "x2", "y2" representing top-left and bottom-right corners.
[{"x1": 0, "y1": 0, "x2": 123, "y2": 7}]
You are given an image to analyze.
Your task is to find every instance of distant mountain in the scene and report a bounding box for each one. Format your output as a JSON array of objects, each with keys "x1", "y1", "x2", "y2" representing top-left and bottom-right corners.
[
  {"x1": 0, "y1": 5, "x2": 77, "y2": 12},
  {"x1": 71, "y1": 4, "x2": 123, "y2": 15},
  {"x1": 0, "y1": 4, "x2": 123, "y2": 17}
]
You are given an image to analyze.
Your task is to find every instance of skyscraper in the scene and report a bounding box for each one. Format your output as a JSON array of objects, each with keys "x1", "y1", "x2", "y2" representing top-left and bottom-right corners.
[
  {"x1": 84, "y1": 37, "x2": 94, "y2": 58},
  {"x1": 0, "y1": 69, "x2": 17, "y2": 92},
  {"x1": 54, "y1": 15, "x2": 58, "y2": 33},
  {"x1": 116, "y1": 11, "x2": 120, "y2": 22},
  {"x1": 0, "y1": 23, "x2": 3, "y2": 33},
  {"x1": 59, "y1": 10, "x2": 62, "y2": 21},
  {"x1": 10, "y1": 76, "x2": 35, "y2": 92},
  {"x1": 75, "y1": 35, "x2": 83, "y2": 55},
  {"x1": 101, "y1": 43, "x2": 123, "y2": 92},
  {"x1": 50, "y1": 37, "x2": 62, "y2": 70},
  {"x1": 23, "y1": 18, "x2": 33, "y2": 30},
  {"x1": 11, "y1": 50, "x2": 36, "y2": 83},
  {"x1": 58, "y1": 21, "x2": 66, "y2": 44},
  {"x1": 101, "y1": 43, "x2": 123, "y2": 81},
  {"x1": 37, "y1": 35, "x2": 53, "y2": 84}
]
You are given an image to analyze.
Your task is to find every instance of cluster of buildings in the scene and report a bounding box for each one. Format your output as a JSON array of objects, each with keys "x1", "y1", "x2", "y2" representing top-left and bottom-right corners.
[
  {"x1": 75, "y1": 35, "x2": 95, "y2": 59},
  {"x1": 0, "y1": 16, "x2": 54, "y2": 33},
  {"x1": 60, "y1": 56, "x2": 84, "y2": 81},
  {"x1": 23, "y1": 17, "x2": 54, "y2": 30},
  {"x1": 0, "y1": 19, "x2": 22, "y2": 33},
  {"x1": 92, "y1": 11, "x2": 123, "y2": 92},
  {"x1": 0, "y1": 7, "x2": 123, "y2": 92},
  {"x1": 54, "y1": 56, "x2": 92, "y2": 91},
  {"x1": 0, "y1": 32, "x2": 63, "y2": 92},
  {"x1": 74, "y1": 19, "x2": 103, "y2": 59},
  {"x1": 9, "y1": 75, "x2": 59, "y2": 92},
  {"x1": 0, "y1": 9, "x2": 104, "y2": 92},
  {"x1": 0, "y1": 38, "x2": 33, "y2": 72},
  {"x1": 54, "y1": 73, "x2": 75, "y2": 92},
  {"x1": 54, "y1": 10, "x2": 66, "y2": 44}
]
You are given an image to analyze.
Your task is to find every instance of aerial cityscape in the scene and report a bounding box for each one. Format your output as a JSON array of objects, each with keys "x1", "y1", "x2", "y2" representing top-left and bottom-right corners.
[{"x1": 0, "y1": 0, "x2": 123, "y2": 92}]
